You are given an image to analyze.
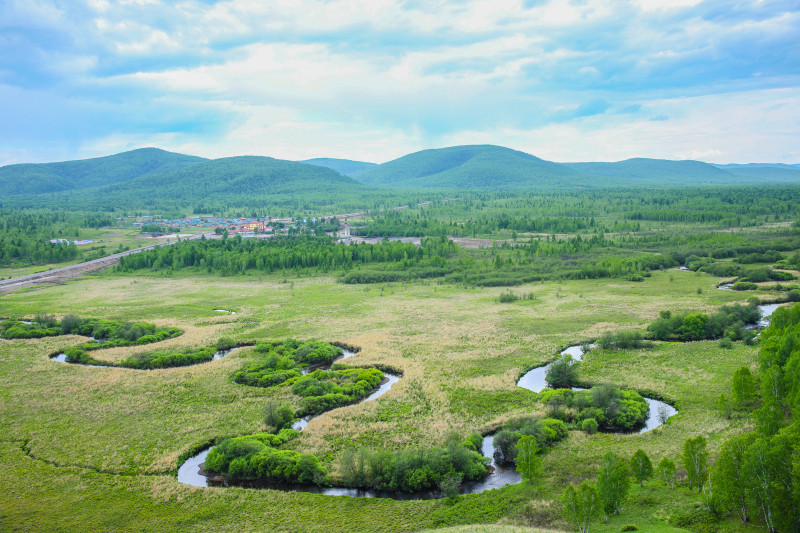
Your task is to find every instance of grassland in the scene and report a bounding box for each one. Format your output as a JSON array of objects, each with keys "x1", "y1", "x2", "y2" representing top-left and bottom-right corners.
[{"x1": 0, "y1": 265, "x2": 785, "y2": 532}]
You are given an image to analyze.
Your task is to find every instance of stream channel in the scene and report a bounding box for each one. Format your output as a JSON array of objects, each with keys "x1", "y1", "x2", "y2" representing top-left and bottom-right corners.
[
  {"x1": 44, "y1": 301, "x2": 784, "y2": 498},
  {"x1": 517, "y1": 345, "x2": 678, "y2": 434},
  {"x1": 177, "y1": 341, "x2": 682, "y2": 497}
]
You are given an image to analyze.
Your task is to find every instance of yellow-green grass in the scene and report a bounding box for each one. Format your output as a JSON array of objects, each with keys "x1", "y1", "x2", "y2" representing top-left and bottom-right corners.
[{"x1": 0, "y1": 267, "x2": 767, "y2": 531}]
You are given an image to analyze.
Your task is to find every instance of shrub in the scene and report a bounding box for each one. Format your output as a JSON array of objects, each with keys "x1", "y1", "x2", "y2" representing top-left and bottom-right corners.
[
  {"x1": 216, "y1": 337, "x2": 237, "y2": 351},
  {"x1": 339, "y1": 436, "x2": 488, "y2": 493},
  {"x1": 262, "y1": 401, "x2": 295, "y2": 430},
  {"x1": 582, "y1": 418, "x2": 598, "y2": 435},
  {"x1": 498, "y1": 291, "x2": 519, "y2": 303},
  {"x1": 598, "y1": 330, "x2": 644, "y2": 350},
  {"x1": 545, "y1": 354, "x2": 579, "y2": 388},
  {"x1": 669, "y1": 508, "x2": 719, "y2": 533}
]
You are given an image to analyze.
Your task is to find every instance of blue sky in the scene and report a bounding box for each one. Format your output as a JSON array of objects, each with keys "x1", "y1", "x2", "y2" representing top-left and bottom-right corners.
[{"x1": 1, "y1": 0, "x2": 798, "y2": 165}]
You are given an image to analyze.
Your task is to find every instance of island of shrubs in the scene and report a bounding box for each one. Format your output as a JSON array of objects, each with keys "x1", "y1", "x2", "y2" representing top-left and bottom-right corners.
[
  {"x1": 289, "y1": 367, "x2": 384, "y2": 416},
  {"x1": 537, "y1": 386, "x2": 650, "y2": 432},
  {"x1": 232, "y1": 339, "x2": 387, "y2": 414},
  {"x1": 62, "y1": 338, "x2": 240, "y2": 369},
  {"x1": 493, "y1": 416, "x2": 569, "y2": 464},
  {"x1": 204, "y1": 429, "x2": 327, "y2": 485},
  {"x1": 337, "y1": 433, "x2": 489, "y2": 493},
  {"x1": 1, "y1": 313, "x2": 183, "y2": 346},
  {"x1": 204, "y1": 429, "x2": 491, "y2": 494},
  {"x1": 232, "y1": 339, "x2": 344, "y2": 387},
  {"x1": 646, "y1": 300, "x2": 761, "y2": 342}
]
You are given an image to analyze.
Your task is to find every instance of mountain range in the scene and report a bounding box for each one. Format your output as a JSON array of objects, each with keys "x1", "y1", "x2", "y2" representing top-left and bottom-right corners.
[{"x1": 2, "y1": 145, "x2": 799, "y2": 209}]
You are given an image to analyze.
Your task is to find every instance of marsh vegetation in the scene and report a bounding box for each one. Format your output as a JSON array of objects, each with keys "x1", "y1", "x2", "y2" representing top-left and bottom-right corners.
[{"x1": 1, "y1": 185, "x2": 800, "y2": 532}]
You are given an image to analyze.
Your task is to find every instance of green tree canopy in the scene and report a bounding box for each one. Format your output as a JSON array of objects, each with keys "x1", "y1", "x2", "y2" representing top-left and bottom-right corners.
[
  {"x1": 514, "y1": 435, "x2": 542, "y2": 484},
  {"x1": 597, "y1": 452, "x2": 630, "y2": 515},
  {"x1": 630, "y1": 449, "x2": 653, "y2": 487},
  {"x1": 562, "y1": 480, "x2": 601, "y2": 533},
  {"x1": 682, "y1": 435, "x2": 709, "y2": 493}
]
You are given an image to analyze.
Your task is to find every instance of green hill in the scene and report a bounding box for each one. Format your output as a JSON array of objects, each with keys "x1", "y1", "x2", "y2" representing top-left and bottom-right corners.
[
  {"x1": 714, "y1": 163, "x2": 800, "y2": 182},
  {"x1": 299, "y1": 158, "x2": 377, "y2": 176},
  {"x1": 62, "y1": 156, "x2": 367, "y2": 211},
  {"x1": 566, "y1": 158, "x2": 742, "y2": 185},
  {"x1": 563, "y1": 158, "x2": 800, "y2": 185},
  {"x1": 0, "y1": 148, "x2": 206, "y2": 196},
  {"x1": 353, "y1": 145, "x2": 590, "y2": 188}
]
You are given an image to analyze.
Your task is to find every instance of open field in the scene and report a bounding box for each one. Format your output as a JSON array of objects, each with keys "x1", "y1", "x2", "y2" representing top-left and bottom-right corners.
[{"x1": 0, "y1": 264, "x2": 777, "y2": 532}]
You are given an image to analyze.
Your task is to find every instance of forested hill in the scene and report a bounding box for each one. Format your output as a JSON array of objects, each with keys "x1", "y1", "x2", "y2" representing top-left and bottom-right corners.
[
  {"x1": 299, "y1": 158, "x2": 377, "y2": 176},
  {"x1": 713, "y1": 163, "x2": 800, "y2": 182},
  {"x1": 54, "y1": 156, "x2": 369, "y2": 211},
  {"x1": 0, "y1": 148, "x2": 206, "y2": 196},
  {"x1": 352, "y1": 145, "x2": 592, "y2": 189},
  {"x1": 566, "y1": 158, "x2": 800, "y2": 185}
]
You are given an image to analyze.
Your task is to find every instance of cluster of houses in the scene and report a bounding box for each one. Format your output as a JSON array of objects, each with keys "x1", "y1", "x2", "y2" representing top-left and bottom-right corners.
[
  {"x1": 49, "y1": 239, "x2": 94, "y2": 245},
  {"x1": 132, "y1": 216, "x2": 290, "y2": 237},
  {"x1": 128, "y1": 215, "x2": 358, "y2": 242}
]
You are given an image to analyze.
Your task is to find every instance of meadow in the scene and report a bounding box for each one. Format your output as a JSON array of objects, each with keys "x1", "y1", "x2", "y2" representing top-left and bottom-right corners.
[{"x1": 0, "y1": 257, "x2": 785, "y2": 532}]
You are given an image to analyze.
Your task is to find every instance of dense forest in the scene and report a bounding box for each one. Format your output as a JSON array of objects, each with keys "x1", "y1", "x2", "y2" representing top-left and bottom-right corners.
[{"x1": 0, "y1": 210, "x2": 114, "y2": 267}]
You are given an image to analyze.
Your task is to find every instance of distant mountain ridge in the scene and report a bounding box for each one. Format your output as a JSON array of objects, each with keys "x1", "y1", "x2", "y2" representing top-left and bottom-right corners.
[
  {"x1": 567, "y1": 158, "x2": 800, "y2": 185},
  {"x1": 0, "y1": 148, "x2": 206, "y2": 196},
  {"x1": 73, "y1": 156, "x2": 365, "y2": 208},
  {"x1": 2, "y1": 146, "x2": 799, "y2": 210},
  {"x1": 352, "y1": 145, "x2": 590, "y2": 188},
  {"x1": 299, "y1": 158, "x2": 377, "y2": 177},
  {"x1": 566, "y1": 158, "x2": 734, "y2": 183}
]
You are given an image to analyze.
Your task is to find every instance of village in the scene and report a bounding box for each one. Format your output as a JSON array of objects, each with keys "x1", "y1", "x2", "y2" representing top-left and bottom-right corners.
[{"x1": 131, "y1": 215, "x2": 355, "y2": 241}]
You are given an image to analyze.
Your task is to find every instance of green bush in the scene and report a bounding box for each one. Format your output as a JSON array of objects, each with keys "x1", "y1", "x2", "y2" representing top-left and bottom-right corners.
[
  {"x1": 205, "y1": 430, "x2": 325, "y2": 485},
  {"x1": 120, "y1": 346, "x2": 216, "y2": 369},
  {"x1": 646, "y1": 301, "x2": 761, "y2": 341},
  {"x1": 498, "y1": 291, "x2": 519, "y2": 303},
  {"x1": 545, "y1": 353, "x2": 579, "y2": 388},
  {"x1": 582, "y1": 418, "x2": 599, "y2": 434},
  {"x1": 492, "y1": 416, "x2": 570, "y2": 464},
  {"x1": 216, "y1": 337, "x2": 237, "y2": 351},
  {"x1": 233, "y1": 339, "x2": 344, "y2": 387},
  {"x1": 338, "y1": 434, "x2": 488, "y2": 493},
  {"x1": 669, "y1": 508, "x2": 719, "y2": 533},
  {"x1": 598, "y1": 330, "x2": 644, "y2": 350}
]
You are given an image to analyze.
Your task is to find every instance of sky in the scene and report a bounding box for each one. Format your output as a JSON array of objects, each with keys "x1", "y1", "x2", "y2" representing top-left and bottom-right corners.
[{"x1": 1, "y1": 0, "x2": 799, "y2": 166}]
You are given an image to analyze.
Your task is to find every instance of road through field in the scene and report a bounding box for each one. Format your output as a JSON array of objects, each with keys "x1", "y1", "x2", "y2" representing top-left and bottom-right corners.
[{"x1": 0, "y1": 233, "x2": 211, "y2": 294}]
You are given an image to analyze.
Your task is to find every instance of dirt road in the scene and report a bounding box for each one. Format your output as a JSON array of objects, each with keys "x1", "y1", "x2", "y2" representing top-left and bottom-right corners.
[{"x1": 0, "y1": 234, "x2": 210, "y2": 294}]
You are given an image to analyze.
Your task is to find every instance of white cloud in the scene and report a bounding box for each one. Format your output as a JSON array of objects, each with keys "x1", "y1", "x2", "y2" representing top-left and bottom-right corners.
[
  {"x1": 2, "y1": 0, "x2": 799, "y2": 164},
  {"x1": 434, "y1": 88, "x2": 800, "y2": 164}
]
